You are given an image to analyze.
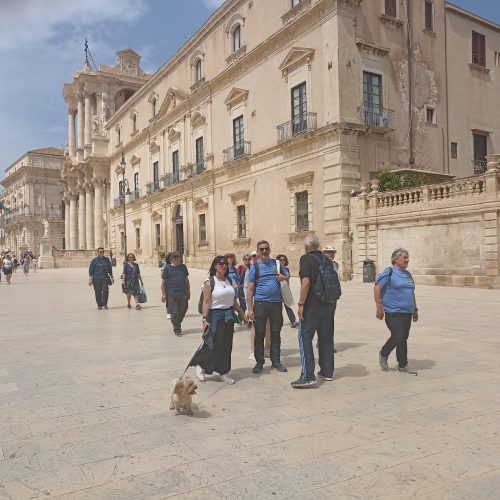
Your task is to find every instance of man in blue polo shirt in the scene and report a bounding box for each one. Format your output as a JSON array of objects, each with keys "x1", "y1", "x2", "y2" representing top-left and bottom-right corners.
[{"x1": 246, "y1": 240, "x2": 288, "y2": 374}]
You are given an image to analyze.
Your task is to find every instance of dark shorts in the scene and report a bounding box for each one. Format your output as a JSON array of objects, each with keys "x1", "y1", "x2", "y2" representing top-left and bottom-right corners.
[{"x1": 2, "y1": 268, "x2": 12, "y2": 275}]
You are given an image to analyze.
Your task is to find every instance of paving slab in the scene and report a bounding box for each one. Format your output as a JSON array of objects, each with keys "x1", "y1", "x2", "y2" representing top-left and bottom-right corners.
[{"x1": 0, "y1": 266, "x2": 499, "y2": 499}]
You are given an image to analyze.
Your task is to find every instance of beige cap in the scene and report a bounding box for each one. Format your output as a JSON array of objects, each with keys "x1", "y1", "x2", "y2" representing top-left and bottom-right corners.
[
  {"x1": 323, "y1": 245, "x2": 337, "y2": 252},
  {"x1": 250, "y1": 250, "x2": 257, "y2": 256}
]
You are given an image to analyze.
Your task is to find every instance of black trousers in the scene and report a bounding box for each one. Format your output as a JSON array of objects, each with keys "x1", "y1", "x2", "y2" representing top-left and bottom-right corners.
[
  {"x1": 191, "y1": 320, "x2": 234, "y2": 375},
  {"x1": 381, "y1": 312, "x2": 413, "y2": 368},
  {"x1": 167, "y1": 293, "x2": 188, "y2": 334},
  {"x1": 299, "y1": 302, "x2": 335, "y2": 381},
  {"x1": 254, "y1": 301, "x2": 283, "y2": 365},
  {"x1": 93, "y1": 278, "x2": 109, "y2": 307}
]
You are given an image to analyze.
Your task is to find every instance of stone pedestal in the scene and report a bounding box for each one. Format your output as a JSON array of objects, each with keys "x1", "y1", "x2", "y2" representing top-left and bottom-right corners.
[{"x1": 39, "y1": 238, "x2": 54, "y2": 269}]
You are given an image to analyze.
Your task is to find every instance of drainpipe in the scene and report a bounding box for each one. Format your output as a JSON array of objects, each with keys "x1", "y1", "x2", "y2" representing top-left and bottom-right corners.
[{"x1": 407, "y1": 0, "x2": 415, "y2": 166}]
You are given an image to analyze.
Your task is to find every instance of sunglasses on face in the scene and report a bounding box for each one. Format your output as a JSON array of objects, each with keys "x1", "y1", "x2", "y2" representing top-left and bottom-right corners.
[
  {"x1": 258, "y1": 247, "x2": 270, "y2": 253},
  {"x1": 217, "y1": 261, "x2": 228, "y2": 266}
]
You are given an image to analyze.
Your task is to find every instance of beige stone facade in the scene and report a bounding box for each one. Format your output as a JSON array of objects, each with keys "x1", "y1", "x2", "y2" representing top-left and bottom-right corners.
[
  {"x1": 0, "y1": 148, "x2": 65, "y2": 254},
  {"x1": 57, "y1": 0, "x2": 499, "y2": 280}
]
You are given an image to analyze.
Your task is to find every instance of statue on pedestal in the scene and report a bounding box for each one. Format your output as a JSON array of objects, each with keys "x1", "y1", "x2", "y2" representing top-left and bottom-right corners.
[{"x1": 42, "y1": 219, "x2": 50, "y2": 239}]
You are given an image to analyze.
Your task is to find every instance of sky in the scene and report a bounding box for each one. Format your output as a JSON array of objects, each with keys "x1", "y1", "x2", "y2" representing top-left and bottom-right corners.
[{"x1": 0, "y1": 0, "x2": 498, "y2": 174}]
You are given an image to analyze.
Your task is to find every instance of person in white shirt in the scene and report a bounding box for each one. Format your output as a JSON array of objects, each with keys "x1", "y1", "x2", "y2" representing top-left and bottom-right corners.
[
  {"x1": 191, "y1": 256, "x2": 245, "y2": 384},
  {"x1": 2, "y1": 255, "x2": 13, "y2": 284}
]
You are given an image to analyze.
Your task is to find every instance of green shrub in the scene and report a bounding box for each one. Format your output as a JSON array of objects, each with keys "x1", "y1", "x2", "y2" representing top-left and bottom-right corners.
[{"x1": 376, "y1": 170, "x2": 429, "y2": 192}]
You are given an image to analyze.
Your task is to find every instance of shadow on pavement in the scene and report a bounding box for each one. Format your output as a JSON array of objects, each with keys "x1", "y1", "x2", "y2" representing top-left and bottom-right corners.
[
  {"x1": 335, "y1": 342, "x2": 366, "y2": 352},
  {"x1": 409, "y1": 359, "x2": 435, "y2": 370},
  {"x1": 334, "y1": 364, "x2": 370, "y2": 379}
]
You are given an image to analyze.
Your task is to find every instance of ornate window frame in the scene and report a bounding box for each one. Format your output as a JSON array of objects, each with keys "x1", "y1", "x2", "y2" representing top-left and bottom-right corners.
[
  {"x1": 194, "y1": 197, "x2": 209, "y2": 247},
  {"x1": 285, "y1": 171, "x2": 314, "y2": 243},
  {"x1": 229, "y1": 190, "x2": 250, "y2": 247}
]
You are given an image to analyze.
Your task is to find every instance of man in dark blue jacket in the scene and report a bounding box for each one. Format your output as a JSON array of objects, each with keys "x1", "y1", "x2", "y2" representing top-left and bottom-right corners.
[{"x1": 89, "y1": 247, "x2": 114, "y2": 310}]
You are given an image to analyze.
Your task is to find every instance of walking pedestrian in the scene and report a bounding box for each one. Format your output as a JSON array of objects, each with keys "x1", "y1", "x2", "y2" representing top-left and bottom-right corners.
[
  {"x1": 191, "y1": 256, "x2": 246, "y2": 384},
  {"x1": 161, "y1": 251, "x2": 190, "y2": 336},
  {"x1": 275, "y1": 254, "x2": 298, "y2": 328},
  {"x1": 246, "y1": 240, "x2": 288, "y2": 374},
  {"x1": 374, "y1": 248, "x2": 419, "y2": 375},
  {"x1": 323, "y1": 245, "x2": 339, "y2": 353},
  {"x1": 32, "y1": 256, "x2": 37, "y2": 273},
  {"x1": 292, "y1": 234, "x2": 338, "y2": 388},
  {"x1": 22, "y1": 257, "x2": 30, "y2": 276},
  {"x1": 88, "y1": 247, "x2": 114, "y2": 310},
  {"x1": 121, "y1": 253, "x2": 144, "y2": 310},
  {"x1": 236, "y1": 254, "x2": 250, "y2": 313},
  {"x1": 2, "y1": 255, "x2": 13, "y2": 284}
]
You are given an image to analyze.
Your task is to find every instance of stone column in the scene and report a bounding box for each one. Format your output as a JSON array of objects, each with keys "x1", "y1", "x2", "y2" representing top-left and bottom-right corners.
[
  {"x1": 85, "y1": 184, "x2": 95, "y2": 249},
  {"x1": 68, "y1": 109, "x2": 76, "y2": 157},
  {"x1": 64, "y1": 196, "x2": 70, "y2": 250},
  {"x1": 77, "y1": 97, "x2": 84, "y2": 149},
  {"x1": 69, "y1": 193, "x2": 78, "y2": 250},
  {"x1": 84, "y1": 92, "x2": 92, "y2": 146},
  {"x1": 78, "y1": 186, "x2": 86, "y2": 249},
  {"x1": 94, "y1": 178, "x2": 104, "y2": 248}
]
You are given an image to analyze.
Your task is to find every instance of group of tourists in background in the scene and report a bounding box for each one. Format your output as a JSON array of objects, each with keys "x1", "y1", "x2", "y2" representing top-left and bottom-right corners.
[
  {"x1": 1, "y1": 250, "x2": 37, "y2": 284},
  {"x1": 88, "y1": 235, "x2": 419, "y2": 388}
]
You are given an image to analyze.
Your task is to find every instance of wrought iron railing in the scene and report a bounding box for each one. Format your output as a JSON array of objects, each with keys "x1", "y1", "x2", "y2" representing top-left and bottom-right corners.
[
  {"x1": 113, "y1": 196, "x2": 124, "y2": 208},
  {"x1": 361, "y1": 106, "x2": 394, "y2": 129},
  {"x1": 472, "y1": 159, "x2": 488, "y2": 175},
  {"x1": 163, "y1": 171, "x2": 180, "y2": 187},
  {"x1": 277, "y1": 112, "x2": 317, "y2": 143},
  {"x1": 127, "y1": 189, "x2": 141, "y2": 203},
  {"x1": 186, "y1": 161, "x2": 206, "y2": 178},
  {"x1": 146, "y1": 180, "x2": 161, "y2": 194},
  {"x1": 223, "y1": 141, "x2": 251, "y2": 164},
  {"x1": 0, "y1": 207, "x2": 62, "y2": 226}
]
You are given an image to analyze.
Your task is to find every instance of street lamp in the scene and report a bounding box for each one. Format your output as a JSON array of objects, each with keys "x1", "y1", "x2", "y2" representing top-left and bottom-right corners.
[{"x1": 119, "y1": 152, "x2": 131, "y2": 261}]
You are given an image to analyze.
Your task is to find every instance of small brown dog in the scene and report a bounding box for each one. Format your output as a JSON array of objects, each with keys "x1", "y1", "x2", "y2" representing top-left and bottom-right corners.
[{"x1": 170, "y1": 377, "x2": 197, "y2": 415}]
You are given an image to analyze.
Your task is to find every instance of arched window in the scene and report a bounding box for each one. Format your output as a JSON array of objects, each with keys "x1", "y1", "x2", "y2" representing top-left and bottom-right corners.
[
  {"x1": 232, "y1": 24, "x2": 241, "y2": 52},
  {"x1": 195, "y1": 58, "x2": 202, "y2": 82}
]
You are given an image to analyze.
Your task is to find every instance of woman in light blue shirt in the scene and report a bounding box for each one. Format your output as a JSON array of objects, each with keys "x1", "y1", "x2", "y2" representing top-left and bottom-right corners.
[{"x1": 374, "y1": 248, "x2": 419, "y2": 375}]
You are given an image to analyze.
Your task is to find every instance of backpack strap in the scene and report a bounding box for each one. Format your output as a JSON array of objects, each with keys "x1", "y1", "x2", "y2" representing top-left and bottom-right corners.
[
  {"x1": 382, "y1": 267, "x2": 394, "y2": 291},
  {"x1": 209, "y1": 275, "x2": 215, "y2": 292},
  {"x1": 254, "y1": 262, "x2": 260, "y2": 285}
]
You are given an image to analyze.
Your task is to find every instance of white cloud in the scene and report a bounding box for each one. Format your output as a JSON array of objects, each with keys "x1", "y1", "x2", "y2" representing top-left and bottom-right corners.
[
  {"x1": 202, "y1": 0, "x2": 226, "y2": 9},
  {"x1": 0, "y1": 0, "x2": 147, "y2": 50}
]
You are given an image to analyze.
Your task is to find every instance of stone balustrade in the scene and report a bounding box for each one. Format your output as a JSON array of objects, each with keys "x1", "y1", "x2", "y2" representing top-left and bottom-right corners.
[{"x1": 351, "y1": 155, "x2": 500, "y2": 288}]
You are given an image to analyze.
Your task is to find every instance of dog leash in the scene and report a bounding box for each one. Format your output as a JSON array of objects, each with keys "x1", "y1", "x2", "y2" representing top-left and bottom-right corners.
[{"x1": 177, "y1": 339, "x2": 205, "y2": 381}]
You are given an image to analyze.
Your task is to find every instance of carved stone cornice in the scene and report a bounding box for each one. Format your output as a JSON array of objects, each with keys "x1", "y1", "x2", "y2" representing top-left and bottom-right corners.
[
  {"x1": 279, "y1": 47, "x2": 315, "y2": 77},
  {"x1": 226, "y1": 44, "x2": 247, "y2": 66},
  {"x1": 378, "y1": 14, "x2": 404, "y2": 29},
  {"x1": 224, "y1": 87, "x2": 249, "y2": 110},
  {"x1": 190, "y1": 78, "x2": 207, "y2": 94},
  {"x1": 355, "y1": 39, "x2": 389, "y2": 57},
  {"x1": 281, "y1": 0, "x2": 312, "y2": 25}
]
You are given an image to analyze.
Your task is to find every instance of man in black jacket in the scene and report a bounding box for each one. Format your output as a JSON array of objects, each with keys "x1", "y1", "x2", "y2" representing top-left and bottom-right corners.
[{"x1": 89, "y1": 248, "x2": 114, "y2": 310}]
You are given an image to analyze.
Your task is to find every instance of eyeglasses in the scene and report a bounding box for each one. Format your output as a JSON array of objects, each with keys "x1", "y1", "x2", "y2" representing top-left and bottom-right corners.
[
  {"x1": 258, "y1": 247, "x2": 270, "y2": 253},
  {"x1": 217, "y1": 261, "x2": 228, "y2": 266},
  {"x1": 279, "y1": 258, "x2": 286, "y2": 262},
  {"x1": 98, "y1": 250, "x2": 104, "y2": 253}
]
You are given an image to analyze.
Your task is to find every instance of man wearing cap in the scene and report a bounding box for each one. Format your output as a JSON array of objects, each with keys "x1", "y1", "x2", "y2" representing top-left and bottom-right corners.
[
  {"x1": 161, "y1": 251, "x2": 190, "y2": 337},
  {"x1": 323, "y1": 245, "x2": 339, "y2": 272}
]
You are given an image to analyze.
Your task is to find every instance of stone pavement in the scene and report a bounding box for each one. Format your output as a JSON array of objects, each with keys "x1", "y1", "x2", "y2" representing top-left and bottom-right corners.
[{"x1": 0, "y1": 266, "x2": 500, "y2": 499}]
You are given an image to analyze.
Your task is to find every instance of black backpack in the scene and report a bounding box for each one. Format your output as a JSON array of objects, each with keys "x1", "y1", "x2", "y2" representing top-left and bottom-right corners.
[
  {"x1": 310, "y1": 253, "x2": 341, "y2": 303},
  {"x1": 197, "y1": 275, "x2": 234, "y2": 314}
]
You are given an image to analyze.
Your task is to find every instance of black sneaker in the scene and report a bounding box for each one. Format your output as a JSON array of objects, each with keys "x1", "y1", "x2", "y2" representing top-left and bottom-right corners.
[
  {"x1": 103, "y1": 306, "x2": 108, "y2": 310},
  {"x1": 174, "y1": 331, "x2": 182, "y2": 337},
  {"x1": 97, "y1": 306, "x2": 102, "y2": 310},
  {"x1": 291, "y1": 378, "x2": 317, "y2": 388},
  {"x1": 252, "y1": 363, "x2": 264, "y2": 374},
  {"x1": 271, "y1": 362, "x2": 288, "y2": 372}
]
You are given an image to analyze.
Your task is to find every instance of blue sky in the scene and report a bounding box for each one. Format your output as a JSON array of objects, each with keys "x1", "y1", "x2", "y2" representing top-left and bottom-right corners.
[{"x1": 0, "y1": 0, "x2": 498, "y2": 174}]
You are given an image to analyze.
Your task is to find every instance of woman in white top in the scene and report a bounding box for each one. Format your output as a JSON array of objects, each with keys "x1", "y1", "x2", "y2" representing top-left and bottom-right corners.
[{"x1": 191, "y1": 256, "x2": 245, "y2": 384}]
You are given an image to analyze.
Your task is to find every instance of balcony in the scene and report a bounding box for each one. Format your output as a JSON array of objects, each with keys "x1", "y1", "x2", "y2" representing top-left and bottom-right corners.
[
  {"x1": 163, "y1": 171, "x2": 180, "y2": 187},
  {"x1": 472, "y1": 159, "x2": 488, "y2": 175},
  {"x1": 277, "y1": 112, "x2": 317, "y2": 143},
  {"x1": 127, "y1": 189, "x2": 141, "y2": 203},
  {"x1": 113, "y1": 197, "x2": 124, "y2": 209},
  {"x1": 361, "y1": 106, "x2": 394, "y2": 129},
  {"x1": 185, "y1": 161, "x2": 206, "y2": 178},
  {"x1": 223, "y1": 141, "x2": 251, "y2": 164},
  {"x1": 146, "y1": 180, "x2": 161, "y2": 195},
  {"x1": 0, "y1": 207, "x2": 62, "y2": 227}
]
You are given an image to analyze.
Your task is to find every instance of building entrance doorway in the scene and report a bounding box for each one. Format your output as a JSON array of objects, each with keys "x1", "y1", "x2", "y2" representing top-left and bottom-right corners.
[{"x1": 174, "y1": 205, "x2": 184, "y2": 255}]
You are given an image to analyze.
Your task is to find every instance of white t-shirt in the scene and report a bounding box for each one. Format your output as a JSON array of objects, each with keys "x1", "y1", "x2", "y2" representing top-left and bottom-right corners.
[
  {"x1": 3, "y1": 259, "x2": 12, "y2": 269},
  {"x1": 209, "y1": 277, "x2": 235, "y2": 309}
]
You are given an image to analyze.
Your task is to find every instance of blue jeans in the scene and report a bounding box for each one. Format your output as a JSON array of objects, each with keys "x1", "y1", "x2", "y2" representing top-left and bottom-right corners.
[{"x1": 298, "y1": 301, "x2": 335, "y2": 381}]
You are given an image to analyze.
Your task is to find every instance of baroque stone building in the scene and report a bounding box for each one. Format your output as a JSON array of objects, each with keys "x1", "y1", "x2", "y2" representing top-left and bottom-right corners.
[
  {"x1": 0, "y1": 148, "x2": 65, "y2": 254},
  {"x1": 59, "y1": 0, "x2": 499, "y2": 277}
]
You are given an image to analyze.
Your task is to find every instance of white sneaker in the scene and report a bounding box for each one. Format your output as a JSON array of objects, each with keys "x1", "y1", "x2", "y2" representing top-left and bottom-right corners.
[
  {"x1": 166, "y1": 313, "x2": 171, "y2": 319},
  {"x1": 195, "y1": 365, "x2": 205, "y2": 382},
  {"x1": 248, "y1": 352, "x2": 255, "y2": 361},
  {"x1": 222, "y1": 374, "x2": 235, "y2": 385}
]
